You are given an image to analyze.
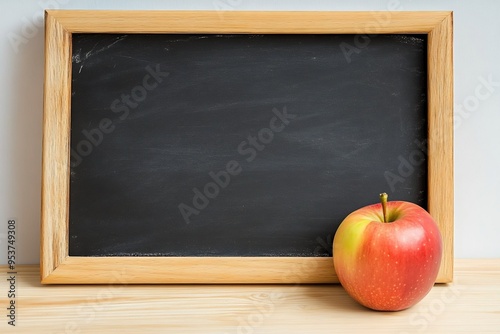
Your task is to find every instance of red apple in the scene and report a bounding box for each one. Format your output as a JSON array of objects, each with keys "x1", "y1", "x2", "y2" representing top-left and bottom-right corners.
[{"x1": 333, "y1": 193, "x2": 442, "y2": 311}]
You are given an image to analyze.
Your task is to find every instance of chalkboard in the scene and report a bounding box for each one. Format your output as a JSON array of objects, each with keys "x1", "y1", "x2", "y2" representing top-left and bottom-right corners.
[
  {"x1": 68, "y1": 33, "x2": 428, "y2": 257},
  {"x1": 42, "y1": 10, "x2": 453, "y2": 284}
]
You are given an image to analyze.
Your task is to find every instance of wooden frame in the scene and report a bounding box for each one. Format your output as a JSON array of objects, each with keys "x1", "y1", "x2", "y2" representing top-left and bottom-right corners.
[{"x1": 42, "y1": 10, "x2": 453, "y2": 284}]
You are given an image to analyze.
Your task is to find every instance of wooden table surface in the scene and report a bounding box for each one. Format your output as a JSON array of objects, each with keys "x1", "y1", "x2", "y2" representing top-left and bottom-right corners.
[{"x1": 1, "y1": 259, "x2": 499, "y2": 333}]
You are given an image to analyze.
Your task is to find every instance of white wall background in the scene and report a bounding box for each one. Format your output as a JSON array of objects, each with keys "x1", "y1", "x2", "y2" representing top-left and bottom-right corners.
[{"x1": 1, "y1": 0, "x2": 499, "y2": 265}]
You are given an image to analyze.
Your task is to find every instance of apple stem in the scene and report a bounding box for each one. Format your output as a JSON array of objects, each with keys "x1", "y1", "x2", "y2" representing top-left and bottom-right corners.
[{"x1": 380, "y1": 193, "x2": 389, "y2": 223}]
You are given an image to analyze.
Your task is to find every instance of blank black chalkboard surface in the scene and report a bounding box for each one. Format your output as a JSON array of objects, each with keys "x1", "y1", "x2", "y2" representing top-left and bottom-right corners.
[
  {"x1": 69, "y1": 33, "x2": 428, "y2": 257},
  {"x1": 41, "y1": 11, "x2": 453, "y2": 284}
]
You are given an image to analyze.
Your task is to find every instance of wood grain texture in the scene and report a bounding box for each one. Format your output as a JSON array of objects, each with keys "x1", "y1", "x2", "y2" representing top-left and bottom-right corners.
[
  {"x1": 42, "y1": 10, "x2": 453, "y2": 284},
  {"x1": 427, "y1": 13, "x2": 454, "y2": 283},
  {"x1": 41, "y1": 12, "x2": 72, "y2": 282},
  {"x1": 1, "y1": 259, "x2": 499, "y2": 333},
  {"x1": 42, "y1": 257, "x2": 336, "y2": 284},
  {"x1": 45, "y1": 10, "x2": 452, "y2": 34}
]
